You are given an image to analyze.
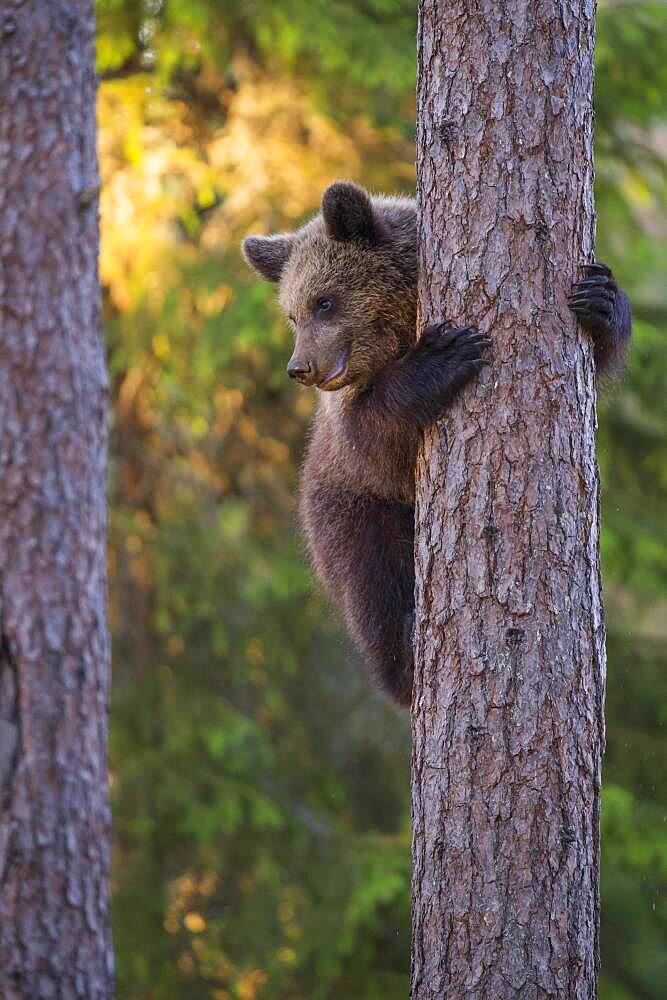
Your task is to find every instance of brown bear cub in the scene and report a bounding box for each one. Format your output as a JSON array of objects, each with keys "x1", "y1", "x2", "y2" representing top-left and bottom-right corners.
[{"x1": 242, "y1": 181, "x2": 632, "y2": 708}]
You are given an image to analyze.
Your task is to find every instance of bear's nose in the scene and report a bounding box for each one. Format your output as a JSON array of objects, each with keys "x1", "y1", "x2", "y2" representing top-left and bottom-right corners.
[{"x1": 287, "y1": 358, "x2": 315, "y2": 384}]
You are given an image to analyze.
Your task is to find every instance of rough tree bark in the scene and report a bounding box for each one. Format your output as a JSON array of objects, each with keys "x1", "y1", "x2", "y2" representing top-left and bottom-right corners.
[
  {"x1": 411, "y1": 2, "x2": 603, "y2": 998},
  {"x1": 0, "y1": 2, "x2": 113, "y2": 996}
]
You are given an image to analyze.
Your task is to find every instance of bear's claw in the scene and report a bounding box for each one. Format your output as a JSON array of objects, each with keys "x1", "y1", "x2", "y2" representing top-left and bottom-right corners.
[{"x1": 568, "y1": 262, "x2": 620, "y2": 334}]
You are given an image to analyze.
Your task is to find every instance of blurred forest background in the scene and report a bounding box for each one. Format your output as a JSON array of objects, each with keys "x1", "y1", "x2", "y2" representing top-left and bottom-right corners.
[{"x1": 96, "y1": 2, "x2": 666, "y2": 998}]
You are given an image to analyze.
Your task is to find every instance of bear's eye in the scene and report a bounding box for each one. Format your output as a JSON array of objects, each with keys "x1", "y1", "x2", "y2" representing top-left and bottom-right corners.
[{"x1": 315, "y1": 297, "x2": 334, "y2": 315}]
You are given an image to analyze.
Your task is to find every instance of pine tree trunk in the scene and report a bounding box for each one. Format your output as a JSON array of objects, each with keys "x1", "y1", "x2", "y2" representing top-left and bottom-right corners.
[
  {"x1": 411, "y1": 2, "x2": 603, "y2": 998},
  {"x1": 0, "y1": 3, "x2": 113, "y2": 996}
]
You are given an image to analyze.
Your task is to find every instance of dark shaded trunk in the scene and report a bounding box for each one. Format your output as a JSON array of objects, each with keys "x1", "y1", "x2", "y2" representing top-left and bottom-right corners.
[
  {"x1": 411, "y1": 2, "x2": 604, "y2": 998},
  {"x1": 0, "y1": 2, "x2": 113, "y2": 996}
]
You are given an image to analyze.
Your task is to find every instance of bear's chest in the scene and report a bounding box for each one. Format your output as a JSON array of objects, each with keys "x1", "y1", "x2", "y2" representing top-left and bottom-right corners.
[{"x1": 308, "y1": 399, "x2": 417, "y2": 505}]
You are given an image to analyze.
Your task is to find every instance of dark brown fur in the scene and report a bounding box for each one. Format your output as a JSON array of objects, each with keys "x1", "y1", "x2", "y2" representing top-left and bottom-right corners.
[{"x1": 243, "y1": 182, "x2": 632, "y2": 707}]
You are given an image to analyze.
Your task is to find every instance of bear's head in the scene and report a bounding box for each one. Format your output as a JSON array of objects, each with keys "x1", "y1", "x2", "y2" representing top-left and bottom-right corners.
[{"x1": 242, "y1": 182, "x2": 417, "y2": 391}]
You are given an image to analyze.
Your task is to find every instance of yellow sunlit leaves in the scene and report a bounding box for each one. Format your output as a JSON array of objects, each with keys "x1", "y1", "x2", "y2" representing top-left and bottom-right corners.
[
  {"x1": 623, "y1": 175, "x2": 651, "y2": 205},
  {"x1": 256, "y1": 436, "x2": 290, "y2": 463},
  {"x1": 163, "y1": 866, "x2": 271, "y2": 996},
  {"x1": 184, "y1": 911, "x2": 206, "y2": 933},
  {"x1": 237, "y1": 970, "x2": 268, "y2": 1000},
  {"x1": 190, "y1": 415, "x2": 209, "y2": 439},
  {"x1": 205, "y1": 69, "x2": 362, "y2": 233},
  {"x1": 197, "y1": 285, "x2": 233, "y2": 316},
  {"x1": 152, "y1": 334, "x2": 171, "y2": 359},
  {"x1": 116, "y1": 368, "x2": 145, "y2": 420},
  {"x1": 98, "y1": 63, "x2": 412, "y2": 314},
  {"x1": 214, "y1": 387, "x2": 244, "y2": 412},
  {"x1": 199, "y1": 871, "x2": 218, "y2": 897},
  {"x1": 177, "y1": 951, "x2": 195, "y2": 974}
]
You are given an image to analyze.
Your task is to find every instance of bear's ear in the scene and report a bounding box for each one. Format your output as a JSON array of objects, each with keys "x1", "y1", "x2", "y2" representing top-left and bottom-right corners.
[
  {"x1": 242, "y1": 234, "x2": 294, "y2": 282},
  {"x1": 321, "y1": 181, "x2": 378, "y2": 245}
]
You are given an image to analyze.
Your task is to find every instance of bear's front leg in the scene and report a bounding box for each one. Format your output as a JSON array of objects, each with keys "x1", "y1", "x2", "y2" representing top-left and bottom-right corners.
[
  {"x1": 568, "y1": 262, "x2": 632, "y2": 376},
  {"x1": 371, "y1": 322, "x2": 491, "y2": 428}
]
